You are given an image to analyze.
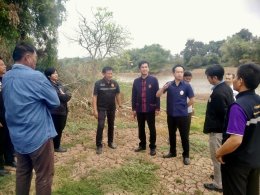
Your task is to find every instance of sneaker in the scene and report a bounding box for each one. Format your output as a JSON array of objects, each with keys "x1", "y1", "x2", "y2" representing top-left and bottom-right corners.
[
  {"x1": 150, "y1": 149, "x2": 156, "y2": 156},
  {"x1": 163, "y1": 153, "x2": 176, "y2": 158},
  {"x1": 183, "y1": 157, "x2": 190, "y2": 165},
  {"x1": 96, "y1": 147, "x2": 102, "y2": 155},
  {"x1": 108, "y1": 143, "x2": 117, "y2": 149},
  {"x1": 54, "y1": 147, "x2": 67, "y2": 153},
  {"x1": 134, "y1": 146, "x2": 146, "y2": 152},
  {"x1": 204, "y1": 183, "x2": 223, "y2": 192}
]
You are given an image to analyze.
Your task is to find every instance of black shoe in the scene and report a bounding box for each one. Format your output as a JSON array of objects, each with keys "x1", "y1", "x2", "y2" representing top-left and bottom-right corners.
[
  {"x1": 108, "y1": 143, "x2": 117, "y2": 149},
  {"x1": 210, "y1": 174, "x2": 214, "y2": 180},
  {"x1": 54, "y1": 147, "x2": 67, "y2": 153},
  {"x1": 0, "y1": 169, "x2": 10, "y2": 176},
  {"x1": 134, "y1": 146, "x2": 146, "y2": 152},
  {"x1": 183, "y1": 157, "x2": 190, "y2": 165},
  {"x1": 204, "y1": 183, "x2": 223, "y2": 192},
  {"x1": 150, "y1": 149, "x2": 156, "y2": 156},
  {"x1": 163, "y1": 153, "x2": 176, "y2": 158},
  {"x1": 5, "y1": 161, "x2": 17, "y2": 168},
  {"x1": 96, "y1": 147, "x2": 102, "y2": 155}
]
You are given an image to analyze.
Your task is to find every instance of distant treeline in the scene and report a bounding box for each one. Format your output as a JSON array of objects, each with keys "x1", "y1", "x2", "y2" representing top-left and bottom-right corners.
[{"x1": 59, "y1": 28, "x2": 260, "y2": 73}]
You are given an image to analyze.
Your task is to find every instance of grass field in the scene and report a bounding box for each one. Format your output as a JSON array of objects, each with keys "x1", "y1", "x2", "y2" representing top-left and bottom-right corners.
[{"x1": 0, "y1": 82, "x2": 209, "y2": 195}]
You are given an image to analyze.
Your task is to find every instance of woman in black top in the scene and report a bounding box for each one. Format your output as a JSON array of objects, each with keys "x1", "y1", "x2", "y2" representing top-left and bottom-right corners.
[{"x1": 44, "y1": 68, "x2": 71, "y2": 152}]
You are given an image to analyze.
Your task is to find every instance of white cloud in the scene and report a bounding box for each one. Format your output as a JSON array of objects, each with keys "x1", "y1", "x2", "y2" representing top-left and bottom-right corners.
[{"x1": 58, "y1": 0, "x2": 260, "y2": 58}]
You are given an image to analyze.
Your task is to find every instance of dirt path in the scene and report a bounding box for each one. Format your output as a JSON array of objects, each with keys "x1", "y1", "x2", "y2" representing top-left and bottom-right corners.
[{"x1": 55, "y1": 128, "x2": 221, "y2": 195}]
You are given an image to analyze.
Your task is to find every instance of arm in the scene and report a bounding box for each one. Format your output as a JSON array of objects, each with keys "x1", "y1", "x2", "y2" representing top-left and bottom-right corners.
[
  {"x1": 216, "y1": 135, "x2": 243, "y2": 164},
  {"x1": 216, "y1": 104, "x2": 247, "y2": 164},
  {"x1": 156, "y1": 82, "x2": 170, "y2": 97},
  {"x1": 40, "y1": 78, "x2": 60, "y2": 109},
  {"x1": 131, "y1": 81, "x2": 137, "y2": 118},
  {"x1": 116, "y1": 93, "x2": 122, "y2": 109},
  {"x1": 92, "y1": 82, "x2": 99, "y2": 119},
  {"x1": 92, "y1": 95, "x2": 98, "y2": 119},
  {"x1": 187, "y1": 97, "x2": 194, "y2": 107},
  {"x1": 58, "y1": 85, "x2": 72, "y2": 103}
]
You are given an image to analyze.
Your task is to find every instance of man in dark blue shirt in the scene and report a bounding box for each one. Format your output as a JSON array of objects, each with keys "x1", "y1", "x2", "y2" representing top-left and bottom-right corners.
[
  {"x1": 157, "y1": 65, "x2": 194, "y2": 165},
  {"x1": 93, "y1": 66, "x2": 122, "y2": 155},
  {"x1": 132, "y1": 60, "x2": 160, "y2": 156}
]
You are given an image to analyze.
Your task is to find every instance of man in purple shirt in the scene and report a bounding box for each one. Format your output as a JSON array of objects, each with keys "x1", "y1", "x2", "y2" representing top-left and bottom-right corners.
[
  {"x1": 157, "y1": 65, "x2": 194, "y2": 165},
  {"x1": 132, "y1": 60, "x2": 160, "y2": 156},
  {"x1": 216, "y1": 63, "x2": 260, "y2": 195}
]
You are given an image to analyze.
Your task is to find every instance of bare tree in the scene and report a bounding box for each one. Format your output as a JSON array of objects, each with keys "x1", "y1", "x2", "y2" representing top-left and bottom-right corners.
[{"x1": 72, "y1": 7, "x2": 131, "y2": 75}]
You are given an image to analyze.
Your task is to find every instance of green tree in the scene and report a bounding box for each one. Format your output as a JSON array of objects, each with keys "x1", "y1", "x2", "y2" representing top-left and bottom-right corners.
[
  {"x1": 235, "y1": 28, "x2": 253, "y2": 41},
  {"x1": 0, "y1": 0, "x2": 67, "y2": 68},
  {"x1": 181, "y1": 39, "x2": 207, "y2": 65},
  {"x1": 220, "y1": 35, "x2": 253, "y2": 66},
  {"x1": 127, "y1": 44, "x2": 172, "y2": 72}
]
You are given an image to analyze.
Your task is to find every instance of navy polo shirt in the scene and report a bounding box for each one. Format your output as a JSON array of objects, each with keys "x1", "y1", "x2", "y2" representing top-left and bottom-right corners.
[{"x1": 165, "y1": 80, "x2": 194, "y2": 117}]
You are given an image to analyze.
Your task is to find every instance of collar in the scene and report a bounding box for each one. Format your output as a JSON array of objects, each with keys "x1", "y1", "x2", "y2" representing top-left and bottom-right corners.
[
  {"x1": 236, "y1": 89, "x2": 256, "y2": 99},
  {"x1": 211, "y1": 80, "x2": 224, "y2": 90},
  {"x1": 12, "y1": 64, "x2": 33, "y2": 70}
]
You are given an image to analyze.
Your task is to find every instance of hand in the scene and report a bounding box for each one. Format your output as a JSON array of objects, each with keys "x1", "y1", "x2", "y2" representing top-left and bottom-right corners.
[
  {"x1": 162, "y1": 82, "x2": 171, "y2": 90},
  {"x1": 132, "y1": 111, "x2": 136, "y2": 119},
  {"x1": 0, "y1": 123, "x2": 2, "y2": 128},
  {"x1": 59, "y1": 88, "x2": 65, "y2": 95},
  {"x1": 93, "y1": 110, "x2": 98, "y2": 119},
  {"x1": 215, "y1": 150, "x2": 225, "y2": 164},
  {"x1": 216, "y1": 155, "x2": 225, "y2": 164},
  {"x1": 155, "y1": 110, "x2": 160, "y2": 116}
]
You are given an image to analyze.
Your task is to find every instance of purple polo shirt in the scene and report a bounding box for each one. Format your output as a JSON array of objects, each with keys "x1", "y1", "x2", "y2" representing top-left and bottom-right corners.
[
  {"x1": 226, "y1": 104, "x2": 247, "y2": 136},
  {"x1": 165, "y1": 80, "x2": 194, "y2": 117}
]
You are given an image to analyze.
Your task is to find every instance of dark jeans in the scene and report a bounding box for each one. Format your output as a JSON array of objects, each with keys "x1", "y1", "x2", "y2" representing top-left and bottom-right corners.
[
  {"x1": 167, "y1": 115, "x2": 190, "y2": 157},
  {"x1": 96, "y1": 110, "x2": 115, "y2": 147},
  {"x1": 221, "y1": 164, "x2": 260, "y2": 195},
  {"x1": 16, "y1": 139, "x2": 54, "y2": 195},
  {"x1": 0, "y1": 119, "x2": 15, "y2": 168},
  {"x1": 136, "y1": 112, "x2": 156, "y2": 149},
  {"x1": 52, "y1": 115, "x2": 68, "y2": 149}
]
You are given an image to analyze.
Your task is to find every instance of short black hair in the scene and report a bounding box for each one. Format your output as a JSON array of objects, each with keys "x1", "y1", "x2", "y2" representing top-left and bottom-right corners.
[
  {"x1": 172, "y1": 64, "x2": 185, "y2": 73},
  {"x1": 0, "y1": 56, "x2": 2, "y2": 60},
  {"x1": 138, "y1": 60, "x2": 149, "y2": 69},
  {"x1": 102, "y1": 66, "x2": 113, "y2": 74},
  {"x1": 237, "y1": 63, "x2": 260, "y2": 90},
  {"x1": 184, "y1": 71, "x2": 192, "y2": 77},
  {"x1": 205, "y1": 64, "x2": 224, "y2": 81},
  {"x1": 12, "y1": 42, "x2": 36, "y2": 61},
  {"x1": 44, "y1": 67, "x2": 57, "y2": 80}
]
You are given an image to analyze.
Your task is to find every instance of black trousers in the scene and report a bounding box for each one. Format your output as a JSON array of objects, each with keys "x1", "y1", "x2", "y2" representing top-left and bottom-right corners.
[
  {"x1": 167, "y1": 115, "x2": 190, "y2": 157},
  {"x1": 136, "y1": 112, "x2": 156, "y2": 149},
  {"x1": 51, "y1": 115, "x2": 68, "y2": 149},
  {"x1": 0, "y1": 119, "x2": 15, "y2": 167},
  {"x1": 221, "y1": 164, "x2": 260, "y2": 195},
  {"x1": 96, "y1": 110, "x2": 115, "y2": 147}
]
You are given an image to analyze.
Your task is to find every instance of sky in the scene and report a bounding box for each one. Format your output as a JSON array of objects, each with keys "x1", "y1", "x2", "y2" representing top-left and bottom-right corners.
[{"x1": 57, "y1": 0, "x2": 260, "y2": 59}]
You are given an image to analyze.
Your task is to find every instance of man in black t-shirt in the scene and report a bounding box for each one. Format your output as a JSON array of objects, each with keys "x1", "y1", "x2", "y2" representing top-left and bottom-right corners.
[{"x1": 92, "y1": 66, "x2": 122, "y2": 154}]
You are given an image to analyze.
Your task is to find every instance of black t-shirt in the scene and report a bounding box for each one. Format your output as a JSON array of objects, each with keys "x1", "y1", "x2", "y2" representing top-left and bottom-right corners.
[{"x1": 93, "y1": 78, "x2": 120, "y2": 111}]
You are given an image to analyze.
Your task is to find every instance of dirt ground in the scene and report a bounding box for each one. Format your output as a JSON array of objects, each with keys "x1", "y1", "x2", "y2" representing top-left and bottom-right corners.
[{"x1": 55, "y1": 125, "x2": 222, "y2": 195}]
